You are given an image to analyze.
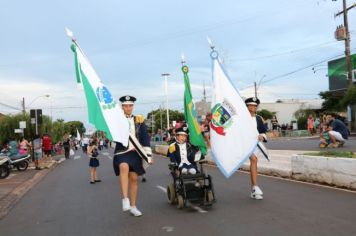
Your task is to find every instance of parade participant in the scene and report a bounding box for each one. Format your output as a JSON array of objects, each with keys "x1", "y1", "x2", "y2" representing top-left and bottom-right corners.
[
  {"x1": 245, "y1": 97, "x2": 267, "y2": 200},
  {"x1": 87, "y1": 139, "x2": 101, "y2": 184},
  {"x1": 113, "y1": 95, "x2": 153, "y2": 217},
  {"x1": 167, "y1": 126, "x2": 202, "y2": 175}
]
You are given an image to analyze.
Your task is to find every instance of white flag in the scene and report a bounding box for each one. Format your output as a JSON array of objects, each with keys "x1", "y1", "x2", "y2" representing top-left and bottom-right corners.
[
  {"x1": 76, "y1": 129, "x2": 81, "y2": 141},
  {"x1": 210, "y1": 56, "x2": 258, "y2": 178},
  {"x1": 69, "y1": 34, "x2": 129, "y2": 145}
]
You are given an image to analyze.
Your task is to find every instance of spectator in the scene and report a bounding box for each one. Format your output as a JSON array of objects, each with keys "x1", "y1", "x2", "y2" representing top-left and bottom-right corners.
[
  {"x1": 307, "y1": 114, "x2": 315, "y2": 135},
  {"x1": 319, "y1": 123, "x2": 331, "y2": 149},
  {"x1": 33, "y1": 135, "x2": 42, "y2": 170},
  {"x1": 19, "y1": 137, "x2": 30, "y2": 155},
  {"x1": 42, "y1": 134, "x2": 52, "y2": 161},
  {"x1": 62, "y1": 134, "x2": 71, "y2": 159},
  {"x1": 271, "y1": 115, "x2": 279, "y2": 137},
  {"x1": 326, "y1": 113, "x2": 349, "y2": 148}
]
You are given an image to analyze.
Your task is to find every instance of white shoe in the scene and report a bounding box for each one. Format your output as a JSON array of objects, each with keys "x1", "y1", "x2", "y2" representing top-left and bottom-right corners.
[
  {"x1": 181, "y1": 168, "x2": 188, "y2": 174},
  {"x1": 188, "y1": 168, "x2": 196, "y2": 175},
  {"x1": 130, "y1": 207, "x2": 142, "y2": 217},
  {"x1": 122, "y1": 198, "x2": 130, "y2": 212},
  {"x1": 251, "y1": 186, "x2": 263, "y2": 200}
]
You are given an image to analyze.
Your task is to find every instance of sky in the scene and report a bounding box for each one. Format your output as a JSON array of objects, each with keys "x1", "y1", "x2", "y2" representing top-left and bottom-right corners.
[{"x1": 0, "y1": 0, "x2": 355, "y2": 126}]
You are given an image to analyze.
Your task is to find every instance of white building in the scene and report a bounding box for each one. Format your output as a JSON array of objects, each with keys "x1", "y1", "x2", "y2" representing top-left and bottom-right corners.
[{"x1": 259, "y1": 99, "x2": 323, "y2": 125}]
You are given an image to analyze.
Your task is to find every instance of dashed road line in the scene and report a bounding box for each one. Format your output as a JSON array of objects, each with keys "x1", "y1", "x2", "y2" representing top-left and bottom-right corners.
[{"x1": 74, "y1": 155, "x2": 81, "y2": 160}]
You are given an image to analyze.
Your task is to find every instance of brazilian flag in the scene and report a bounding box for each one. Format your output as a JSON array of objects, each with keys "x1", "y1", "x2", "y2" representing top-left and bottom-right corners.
[{"x1": 182, "y1": 65, "x2": 207, "y2": 155}]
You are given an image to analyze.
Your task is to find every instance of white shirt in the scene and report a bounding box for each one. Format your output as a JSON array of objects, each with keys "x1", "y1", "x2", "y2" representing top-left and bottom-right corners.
[{"x1": 177, "y1": 142, "x2": 189, "y2": 167}]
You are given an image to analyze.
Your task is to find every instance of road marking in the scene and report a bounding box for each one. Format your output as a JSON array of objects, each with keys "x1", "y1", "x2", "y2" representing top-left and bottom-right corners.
[
  {"x1": 156, "y1": 185, "x2": 208, "y2": 213},
  {"x1": 162, "y1": 226, "x2": 175, "y2": 232},
  {"x1": 74, "y1": 155, "x2": 81, "y2": 160},
  {"x1": 102, "y1": 152, "x2": 110, "y2": 156},
  {"x1": 156, "y1": 185, "x2": 167, "y2": 193},
  {"x1": 57, "y1": 158, "x2": 66, "y2": 164},
  {"x1": 107, "y1": 156, "x2": 113, "y2": 160},
  {"x1": 191, "y1": 205, "x2": 208, "y2": 213}
]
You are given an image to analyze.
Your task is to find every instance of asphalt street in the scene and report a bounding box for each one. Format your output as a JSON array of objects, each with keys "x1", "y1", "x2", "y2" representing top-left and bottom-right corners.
[{"x1": 0, "y1": 148, "x2": 355, "y2": 236}]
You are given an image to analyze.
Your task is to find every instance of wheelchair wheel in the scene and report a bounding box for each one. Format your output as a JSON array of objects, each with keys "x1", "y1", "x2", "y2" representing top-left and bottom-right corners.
[
  {"x1": 207, "y1": 190, "x2": 214, "y2": 202},
  {"x1": 167, "y1": 184, "x2": 176, "y2": 205},
  {"x1": 177, "y1": 195, "x2": 184, "y2": 209}
]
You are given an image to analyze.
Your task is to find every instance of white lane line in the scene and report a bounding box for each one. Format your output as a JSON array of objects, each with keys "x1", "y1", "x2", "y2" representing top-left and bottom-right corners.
[
  {"x1": 74, "y1": 155, "x2": 81, "y2": 160},
  {"x1": 156, "y1": 185, "x2": 167, "y2": 193},
  {"x1": 102, "y1": 152, "x2": 110, "y2": 156},
  {"x1": 57, "y1": 157, "x2": 66, "y2": 164},
  {"x1": 107, "y1": 156, "x2": 113, "y2": 160},
  {"x1": 156, "y1": 185, "x2": 208, "y2": 213},
  {"x1": 191, "y1": 205, "x2": 208, "y2": 213}
]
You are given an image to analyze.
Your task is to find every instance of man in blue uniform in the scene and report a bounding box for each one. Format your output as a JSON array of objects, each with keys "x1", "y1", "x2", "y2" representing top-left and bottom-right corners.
[
  {"x1": 245, "y1": 97, "x2": 267, "y2": 200},
  {"x1": 113, "y1": 95, "x2": 153, "y2": 217}
]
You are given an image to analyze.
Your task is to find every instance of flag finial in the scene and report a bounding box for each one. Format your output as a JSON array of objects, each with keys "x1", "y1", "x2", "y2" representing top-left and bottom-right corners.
[
  {"x1": 181, "y1": 53, "x2": 186, "y2": 66},
  {"x1": 207, "y1": 36, "x2": 215, "y2": 50},
  {"x1": 65, "y1": 27, "x2": 76, "y2": 41},
  {"x1": 207, "y1": 36, "x2": 219, "y2": 59}
]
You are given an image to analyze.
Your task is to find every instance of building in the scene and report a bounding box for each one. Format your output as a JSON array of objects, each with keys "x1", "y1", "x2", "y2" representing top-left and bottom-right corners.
[{"x1": 259, "y1": 99, "x2": 323, "y2": 127}]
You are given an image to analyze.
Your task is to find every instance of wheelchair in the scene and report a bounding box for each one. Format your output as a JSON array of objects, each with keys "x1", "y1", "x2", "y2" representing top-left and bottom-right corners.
[{"x1": 166, "y1": 160, "x2": 216, "y2": 209}]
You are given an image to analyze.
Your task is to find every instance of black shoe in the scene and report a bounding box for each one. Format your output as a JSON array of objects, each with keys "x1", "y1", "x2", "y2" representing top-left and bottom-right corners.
[
  {"x1": 35, "y1": 167, "x2": 42, "y2": 170},
  {"x1": 95, "y1": 180, "x2": 102, "y2": 182},
  {"x1": 90, "y1": 181, "x2": 95, "y2": 184},
  {"x1": 142, "y1": 178, "x2": 146, "y2": 183}
]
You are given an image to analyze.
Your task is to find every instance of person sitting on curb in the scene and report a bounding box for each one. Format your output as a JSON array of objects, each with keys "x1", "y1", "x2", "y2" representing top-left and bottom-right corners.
[
  {"x1": 326, "y1": 113, "x2": 349, "y2": 148},
  {"x1": 319, "y1": 123, "x2": 331, "y2": 149}
]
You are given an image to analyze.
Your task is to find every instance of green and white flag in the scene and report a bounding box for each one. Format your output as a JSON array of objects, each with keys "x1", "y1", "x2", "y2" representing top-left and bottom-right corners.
[{"x1": 67, "y1": 28, "x2": 129, "y2": 145}]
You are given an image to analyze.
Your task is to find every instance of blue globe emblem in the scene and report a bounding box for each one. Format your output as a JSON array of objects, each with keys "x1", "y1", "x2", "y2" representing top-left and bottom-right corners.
[{"x1": 96, "y1": 86, "x2": 116, "y2": 110}]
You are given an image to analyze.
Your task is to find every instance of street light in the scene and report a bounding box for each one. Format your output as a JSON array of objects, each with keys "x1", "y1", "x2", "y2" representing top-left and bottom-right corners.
[
  {"x1": 26, "y1": 94, "x2": 50, "y2": 109},
  {"x1": 162, "y1": 73, "x2": 170, "y2": 131}
]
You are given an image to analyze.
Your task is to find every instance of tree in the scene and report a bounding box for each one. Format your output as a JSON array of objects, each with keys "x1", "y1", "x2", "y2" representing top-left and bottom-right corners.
[
  {"x1": 319, "y1": 90, "x2": 344, "y2": 111},
  {"x1": 340, "y1": 85, "x2": 356, "y2": 108},
  {"x1": 146, "y1": 109, "x2": 185, "y2": 133},
  {"x1": 64, "y1": 121, "x2": 86, "y2": 137},
  {"x1": 294, "y1": 109, "x2": 316, "y2": 130},
  {"x1": 257, "y1": 109, "x2": 274, "y2": 120}
]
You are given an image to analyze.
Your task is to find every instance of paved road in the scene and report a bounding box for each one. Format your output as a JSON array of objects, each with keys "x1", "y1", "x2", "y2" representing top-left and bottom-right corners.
[
  {"x1": 266, "y1": 136, "x2": 356, "y2": 151},
  {"x1": 0, "y1": 149, "x2": 355, "y2": 236}
]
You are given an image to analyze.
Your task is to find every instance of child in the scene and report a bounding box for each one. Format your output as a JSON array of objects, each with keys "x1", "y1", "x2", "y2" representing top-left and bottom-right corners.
[
  {"x1": 87, "y1": 140, "x2": 101, "y2": 184},
  {"x1": 167, "y1": 126, "x2": 202, "y2": 175},
  {"x1": 319, "y1": 123, "x2": 331, "y2": 149}
]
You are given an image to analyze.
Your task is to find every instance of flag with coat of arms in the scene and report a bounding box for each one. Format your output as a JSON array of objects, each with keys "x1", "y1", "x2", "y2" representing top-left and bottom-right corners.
[{"x1": 210, "y1": 49, "x2": 259, "y2": 178}]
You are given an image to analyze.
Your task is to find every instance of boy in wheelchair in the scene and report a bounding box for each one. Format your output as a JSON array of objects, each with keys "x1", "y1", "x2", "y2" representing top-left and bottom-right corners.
[{"x1": 167, "y1": 126, "x2": 202, "y2": 175}]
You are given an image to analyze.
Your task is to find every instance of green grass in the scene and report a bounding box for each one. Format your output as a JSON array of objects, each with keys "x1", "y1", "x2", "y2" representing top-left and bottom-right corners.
[{"x1": 304, "y1": 150, "x2": 356, "y2": 158}]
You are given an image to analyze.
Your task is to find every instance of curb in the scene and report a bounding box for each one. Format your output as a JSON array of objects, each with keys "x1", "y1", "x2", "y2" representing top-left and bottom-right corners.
[{"x1": 0, "y1": 162, "x2": 58, "y2": 220}]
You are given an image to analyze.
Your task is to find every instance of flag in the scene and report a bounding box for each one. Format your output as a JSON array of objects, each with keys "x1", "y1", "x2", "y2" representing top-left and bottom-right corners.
[
  {"x1": 76, "y1": 128, "x2": 81, "y2": 141},
  {"x1": 182, "y1": 65, "x2": 207, "y2": 155},
  {"x1": 70, "y1": 40, "x2": 129, "y2": 145},
  {"x1": 210, "y1": 53, "x2": 258, "y2": 178}
]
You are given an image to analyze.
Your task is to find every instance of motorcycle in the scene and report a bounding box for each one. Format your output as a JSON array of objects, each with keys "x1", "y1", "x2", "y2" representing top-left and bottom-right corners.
[
  {"x1": 0, "y1": 150, "x2": 30, "y2": 172},
  {"x1": 0, "y1": 155, "x2": 11, "y2": 179}
]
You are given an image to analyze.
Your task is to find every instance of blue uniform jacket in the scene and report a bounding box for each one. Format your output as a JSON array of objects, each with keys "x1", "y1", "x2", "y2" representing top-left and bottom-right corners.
[
  {"x1": 167, "y1": 142, "x2": 199, "y2": 168},
  {"x1": 256, "y1": 115, "x2": 267, "y2": 142},
  {"x1": 114, "y1": 119, "x2": 151, "y2": 154}
]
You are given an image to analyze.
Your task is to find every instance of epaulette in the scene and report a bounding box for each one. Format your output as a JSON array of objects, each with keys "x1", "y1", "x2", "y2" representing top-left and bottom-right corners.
[
  {"x1": 169, "y1": 143, "x2": 176, "y2": 153},
  {"x1": 135, "y1": 114, "x2": 145, "y2": 124}
]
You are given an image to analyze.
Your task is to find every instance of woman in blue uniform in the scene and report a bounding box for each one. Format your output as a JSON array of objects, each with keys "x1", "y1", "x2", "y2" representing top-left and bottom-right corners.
[
  {"x1": 113, "y1": 95, "x2": 153, "y2": 217},
  {"x1": 245, "y1": 97, "x2": 267, "y2": 200},
  {"x1": 87, "y1": 139, "x2": 101, "y2": 184}
]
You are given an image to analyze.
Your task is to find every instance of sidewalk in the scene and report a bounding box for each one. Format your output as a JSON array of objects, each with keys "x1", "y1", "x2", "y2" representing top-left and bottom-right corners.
[{"x1": 0, "y1": 155, "x2": 63, "y2": 219}]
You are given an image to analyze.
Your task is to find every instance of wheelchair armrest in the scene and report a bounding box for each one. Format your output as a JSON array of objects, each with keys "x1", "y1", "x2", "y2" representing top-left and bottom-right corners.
[
  {"x1": 168, "y1": 162, "x2": 178, "y2": 170},
  {"x1": 198, "y1": 160, "x2": 208, "y2": 164}
]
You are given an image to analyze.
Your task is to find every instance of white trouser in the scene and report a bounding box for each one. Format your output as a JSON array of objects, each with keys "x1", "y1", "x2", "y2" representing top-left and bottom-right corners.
[{"x1": 329, "y1": 131, "x2": 345, "y2": 141}]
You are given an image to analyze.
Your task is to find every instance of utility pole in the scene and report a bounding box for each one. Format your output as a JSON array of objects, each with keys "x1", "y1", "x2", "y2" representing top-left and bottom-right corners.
[
  {"x1": 162, "y1": 73, "x2": 170, "y2": 131},
  {"x1": 22, "y1": 97, "x2": 25, "y2": 115},
  {"x1": 254, "y1": 82, "x2": 257, "y2": 98},
  {"x1": 334, "y1": 0, "x2": 355, "y2": 131}
]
